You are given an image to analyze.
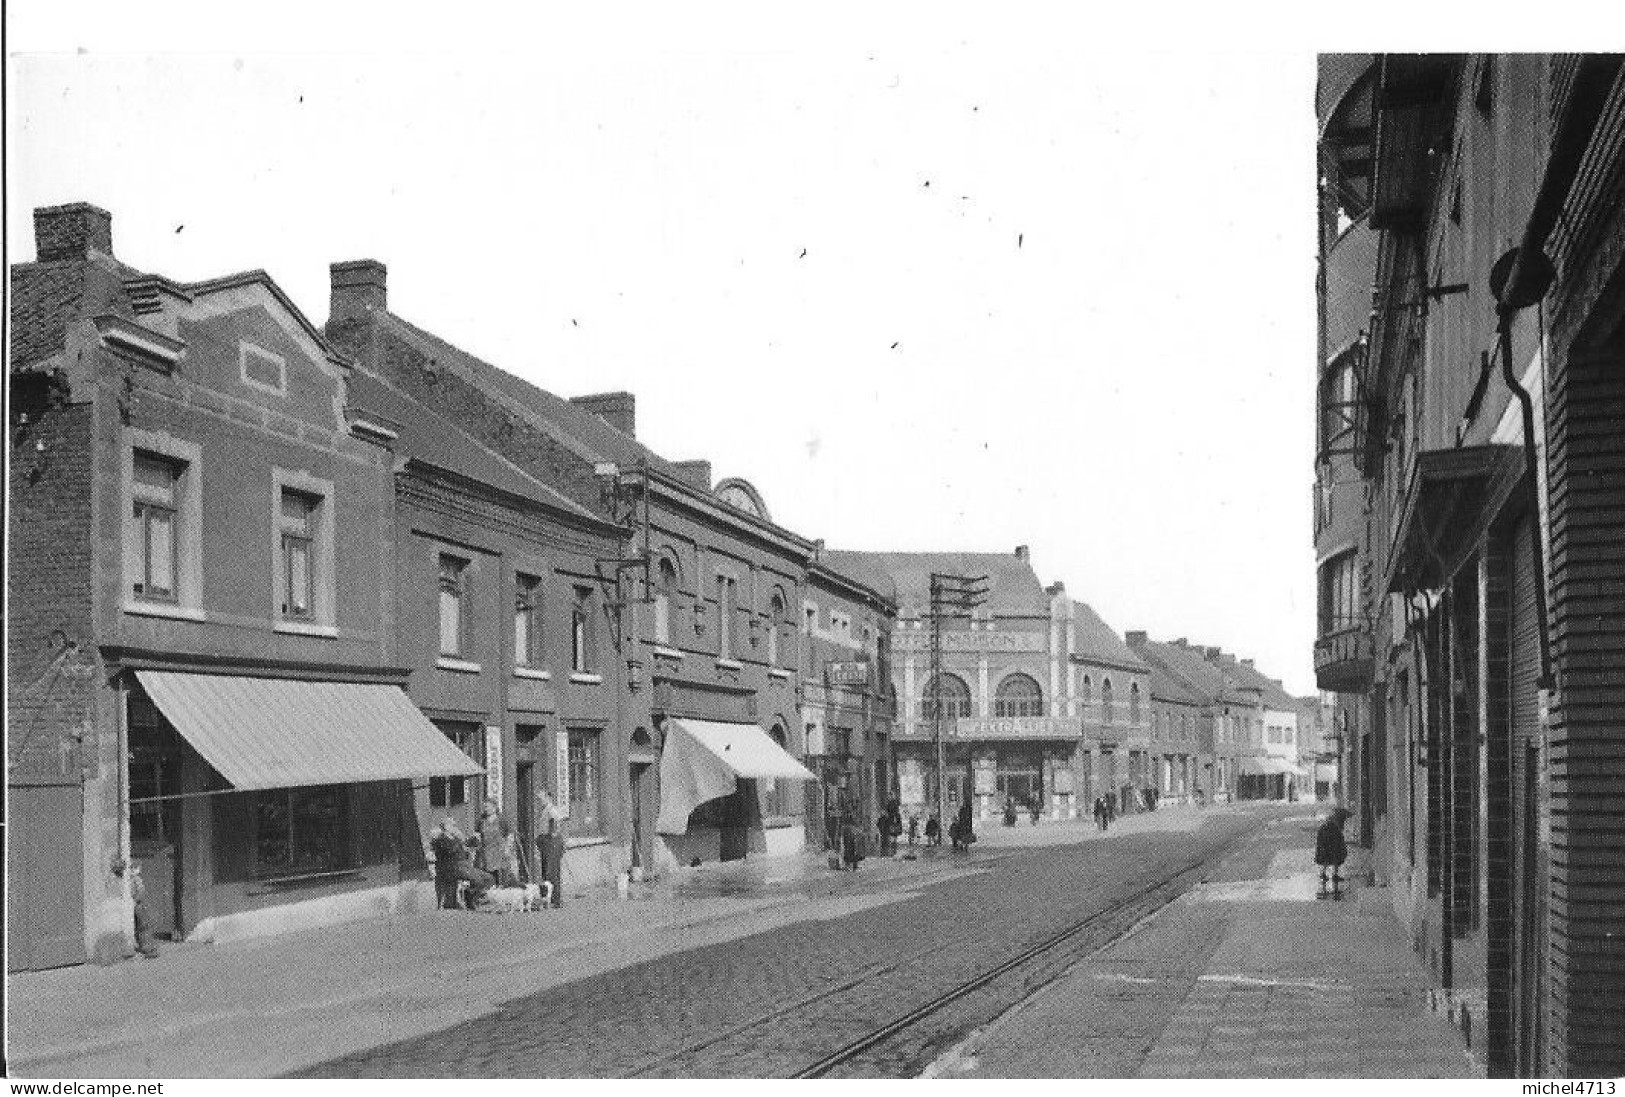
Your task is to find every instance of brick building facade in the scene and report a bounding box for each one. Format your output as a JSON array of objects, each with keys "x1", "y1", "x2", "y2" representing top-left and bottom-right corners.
[{"x1": 1313, "y1": 54, "x2": 1625, "y2": 1075}]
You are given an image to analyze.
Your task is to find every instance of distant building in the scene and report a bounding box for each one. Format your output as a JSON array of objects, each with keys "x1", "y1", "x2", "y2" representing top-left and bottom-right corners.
[{"x1": 828, "y1": 547, "x2": 1150, "y2": 824}]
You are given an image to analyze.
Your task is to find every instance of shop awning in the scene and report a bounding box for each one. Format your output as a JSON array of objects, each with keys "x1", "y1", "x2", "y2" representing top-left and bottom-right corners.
[
  {"x1": 1238, "y1": 756, "x2": 1309, "y2": 778},
  {"x1": 135, "y1": 670, "x2": 484, "y2": 790},
  {"x1": 655, "y1": 718, "x2": 816, "y2": 835},
  {"x1": 1384, "y1": 444, "x2": 1525, "y2": 595}
]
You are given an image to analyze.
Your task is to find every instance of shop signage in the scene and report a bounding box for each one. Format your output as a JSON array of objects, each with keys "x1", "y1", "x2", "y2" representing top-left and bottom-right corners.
[
  {"x1": 484, "y1": 725, "x2": 503, "y2": 810},
  {"x1": 555, "y1": 731, "x2": 570, "y2": 818},
  {"x1": 894, "y1": 630, "x2": 1045, "y2": 653},
  {"x1": 960, "y1": 716, "x2": 1081, "y2": 740},
  {"x1": 825, "y1": 660, "x2": 871, "y2": 686}
]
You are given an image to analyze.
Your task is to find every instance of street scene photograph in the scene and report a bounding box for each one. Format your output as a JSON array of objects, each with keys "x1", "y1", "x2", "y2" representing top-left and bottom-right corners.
[{"x1": 6, "y1": 3, "x2": 1625, "y2": 1087}]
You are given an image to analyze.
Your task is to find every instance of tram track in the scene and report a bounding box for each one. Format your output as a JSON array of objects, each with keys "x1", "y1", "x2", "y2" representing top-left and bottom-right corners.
[{"x1": 622, "y1": 816, "x2": 1259, "y2": 1079}]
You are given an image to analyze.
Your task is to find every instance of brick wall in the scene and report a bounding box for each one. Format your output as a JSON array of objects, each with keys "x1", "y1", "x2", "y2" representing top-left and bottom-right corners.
[{"x1": 7, "y1": 378, "x2": 95, "y2": 785}]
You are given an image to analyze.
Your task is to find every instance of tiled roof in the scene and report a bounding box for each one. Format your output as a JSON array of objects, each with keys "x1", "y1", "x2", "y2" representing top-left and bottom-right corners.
[
  {"x1": 8, "y1": 254, "x2": 143, "y2": 372},
  {"x1": 346, "y1": 371, "x2": 602, "y2": 524},
  {"x1": 1070, "y1": 601, "x2": 1149, "y2": 671},
  {"x1": 377, "y1": 311, "x2": 673, "y2": 475},
  {"x1": 1211, "y1": 655, "x2": 1298, "y2": 710},
  {"x1": 822, "y1": 550, "x2": 1050, "y2": 617},
  {"x1": 1144, "y1": 660, "x2": 1205, "y2": 705},
  {"x1": 1129, "y1": 638, "x2": 1253, "y2": 707}
]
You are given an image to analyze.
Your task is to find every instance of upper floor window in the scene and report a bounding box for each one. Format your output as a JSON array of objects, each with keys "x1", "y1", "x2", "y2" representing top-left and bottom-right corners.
[
  {"x1": 993, "y1": 673, "x2": 1044, "y2": 718},
  {"x1": 768, "y1": 589, "x2": 787, "y2": 665},
  {"x1": 1319, "y1": 551, "x2": 1360, "y2": 634},
  {"x1": 438, "y1": 555, "x2": 469, "y2": 657},
  {"x1": 277, "y1": 488, "x2": 320, "y2": 620},
  {"x1": 653, "y1": 555, "x2": 678, "y2": 645},
  {"x1": 1101, "y1": 678, "x2": 1114, "y2": 724},
  {"x1": 1319, "y1": 354, "x2": 1359, "y2": 457},
  {"x1": 921, "y1": 672, "x2": 973, "y2": 722},
  {"x1": 572, "y1": 586, "x2": 593, "y2": 673},
  {"x1": 1079, "y1": 675, "x2": 1092, "y2": 706},
  {"x1": 514, "y1": 573, "x2": 543, "y2": 667},
  {"x1": 1129, "y1": 682, "x2": 1141, "y2": 725},
  {"x1": 716, "y1": 575, "x2": 738, "y2": 658},
  {"x1": 131, "y1": 451, "x2": 182, "y2": 602}
]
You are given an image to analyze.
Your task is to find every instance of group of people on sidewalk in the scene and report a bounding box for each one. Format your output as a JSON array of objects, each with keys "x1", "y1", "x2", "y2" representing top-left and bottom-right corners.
[{"x1": 429, "y1": 799, "x2": 567, "y2": 911}]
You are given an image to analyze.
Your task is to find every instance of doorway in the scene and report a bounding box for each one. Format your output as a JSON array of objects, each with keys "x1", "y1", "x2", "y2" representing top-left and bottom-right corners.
[{"x1": 516, "y1": 761, "x2": 535, "y2": 880}]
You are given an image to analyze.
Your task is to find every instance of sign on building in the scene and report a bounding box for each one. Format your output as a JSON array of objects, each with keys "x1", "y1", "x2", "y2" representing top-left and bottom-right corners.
[
  {"x1": 484, "y1": 725, "x2": 503, "y2": 810},
  {"x1": 826, "y1": 661, "x2": 871, "y2": 686},
  {"x1": 555, "y1": 730, "x2": 570, "y2": 818}
]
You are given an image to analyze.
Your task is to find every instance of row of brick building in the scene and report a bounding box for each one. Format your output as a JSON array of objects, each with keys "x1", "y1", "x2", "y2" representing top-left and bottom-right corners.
[
  {"x1": 7, "y1": 201, "x2": 1316, "y2": 973},
  {"x1": 1312, "y1": 54, "x2": 1625, "y2": 1076}
]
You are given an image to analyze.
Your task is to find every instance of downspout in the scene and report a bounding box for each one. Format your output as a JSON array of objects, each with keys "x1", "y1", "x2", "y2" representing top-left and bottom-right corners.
[{"x1": 1490, "y1": 54, "x2": 1624, "y2": 693}]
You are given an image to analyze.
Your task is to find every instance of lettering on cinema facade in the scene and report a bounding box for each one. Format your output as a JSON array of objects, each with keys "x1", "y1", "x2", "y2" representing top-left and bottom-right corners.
[{"x1": 903, "y1": 716, "x2": 1082, "y2": 740}]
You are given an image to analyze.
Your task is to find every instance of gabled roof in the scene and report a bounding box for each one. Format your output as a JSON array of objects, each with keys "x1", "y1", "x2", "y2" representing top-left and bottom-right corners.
[
  {"x1": 376, "y1": 311, "x2": 672, "y2": 475},
  {"x1": 822, "y1": 550, "x2": 1050, "y2": 617},
  {"x1": 347, "y1": 371, "x2": 603, "y2": 525},
  {"x1": 1145, "y1": 660, "x2": 1205, "y2": 706},
  {"x1": 1071, "y1": 600, "x2": 1149, "y2": 671},
  {"x1": 1128, "y1": 637, "x2": 1253, "y2": 707},
  {"x1": 1210, "y1": 655, "x2": 1298, "y2": 711}
]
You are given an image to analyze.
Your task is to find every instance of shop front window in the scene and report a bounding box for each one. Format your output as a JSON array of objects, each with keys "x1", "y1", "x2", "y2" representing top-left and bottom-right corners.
[{"x1": 255, "y1": 785, "x2": 350, "y2": 877}]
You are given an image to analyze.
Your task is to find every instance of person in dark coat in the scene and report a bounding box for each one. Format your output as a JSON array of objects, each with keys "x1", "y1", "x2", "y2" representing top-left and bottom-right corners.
[
  {"x1": 1003, "y1": 797, "x2": 1018, "y2": 827},
  {"x1": 535, "y1": 816, "x2": 567, "y2": 907},
  {"x1": 952, "y1": 800, "x2": 976, "y2": 852},
  {"x1": 1092, "y1": 794, "x2": 1110, "y2": 832},
  {"x1": 924, "y1": 813, "x2": 941, "y2": 846},
  {"x1": 1315, "y1": 808, "x2": 1352, "y2": 889}
]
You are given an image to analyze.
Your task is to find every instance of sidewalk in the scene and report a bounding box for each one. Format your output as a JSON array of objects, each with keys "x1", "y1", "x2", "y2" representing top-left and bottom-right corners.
[
  {"x1": 7, "y1": 841, "x2": 986, "y2": 1077},
  {"x1": 930, "y1": 815, "x2": 1480, "y2": 1079}
]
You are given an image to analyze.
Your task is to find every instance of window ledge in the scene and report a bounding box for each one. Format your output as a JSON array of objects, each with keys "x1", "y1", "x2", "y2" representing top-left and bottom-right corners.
[
  {"x1": 436, "y1": 656, "x2": 482, "y2": 674},
  {"x1": 565, "y1": 834, "x2": 609, "y2": 849},
  {"x1": 275, "y1": 621, "x2": 338, "y2": 638},
  {"x1": 123, "y1": 601, "x2": 205, "y2": 622},
  {"x1": 569, "y1": 672, "x2": 604, "y2": 685},
  {"x1": 651, "y1": 646, "x2": 685, "y2": 661},
  {"x1": 715, "y1": 657, "x2": 743, "y2": 671},
  {"x1": 767, "y1": 666, "x2": 794, "y2": 680},
  {"x1": 513, "y1": 666, "x2": 552, "y2": 681}
]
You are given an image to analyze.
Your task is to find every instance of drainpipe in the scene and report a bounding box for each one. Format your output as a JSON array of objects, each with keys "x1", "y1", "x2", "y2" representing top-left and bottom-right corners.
[{"x1": 1490, "y1": 54, "x2": 1623, "y2": 694}]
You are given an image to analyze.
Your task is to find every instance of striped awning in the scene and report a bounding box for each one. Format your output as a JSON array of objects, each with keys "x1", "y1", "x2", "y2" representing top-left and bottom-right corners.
[
  {"x1": 135, "y1": 670, "x2": 483, "y2": 790},
  {"x1": 1238, "y1": 755, "x2": 1309, "y2": 778}
]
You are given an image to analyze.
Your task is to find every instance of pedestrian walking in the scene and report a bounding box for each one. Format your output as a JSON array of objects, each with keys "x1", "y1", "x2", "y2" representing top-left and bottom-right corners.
[
  {"x1": 907, "y1": 814, "x2": 919, "y2": 847},
  {"x1": 1092, "y1": 794, "x2": 1110, "y2": 832},
  {"x1": 840, "y1": 818, "x2": 864, "y2": 870},
  {"x1": 924, "y1": 813, "x2": 941, "y2": 846},
  {"x1": 116, "y1": 860, "x2": 160, "y2": 958},
  {"x1": 1002, "y1": 797, "x2": 1018, "y2": 827},
  {"x1": 1315, "y1": 807, "x2": 1351, "y2": 898},
  {"x1": 428, "y1": 817, "x2": 467, "y2": 909},
  {"x1": 535, "y1": 816, "x2": 567, "y2": 907},
  {"x1": 1028, "y1": 797, "x2": 1041, "y2": 826}
]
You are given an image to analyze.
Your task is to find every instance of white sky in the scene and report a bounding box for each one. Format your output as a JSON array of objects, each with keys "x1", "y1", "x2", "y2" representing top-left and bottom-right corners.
[{"x1": 17, "y1": 3, "x2": 1565, "y2": 697}]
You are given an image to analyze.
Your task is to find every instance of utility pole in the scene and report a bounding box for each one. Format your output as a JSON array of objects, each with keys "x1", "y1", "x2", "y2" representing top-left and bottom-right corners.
[{"x1": 929, "y1": 572, "x2": 988, "y2": 836}]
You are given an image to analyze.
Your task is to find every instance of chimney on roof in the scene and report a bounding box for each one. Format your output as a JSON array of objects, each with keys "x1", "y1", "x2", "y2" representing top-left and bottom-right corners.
[
  {"x1": 1241, "y1": 658, "x2": 1255, "y2": 669},
  {"x1": 1125, "y1": 630, "x2": 1147, "y2": 646},
  {"x1": 1046, "y1": 581, "x2": 1065, "y2": 595},
  {"x1": 569, "y1": 392, "x2": 636, "y2": 438},
  {"x1": 1204, "y1": 646, "x2": 1222, "y2": 659},
  {"x1": 673, "y1": 460, "x2": 711, "y2": 492},
  {"x1": 329, "y1": 260, "x2": 388, "y2": 325},
  {"x1": 34, "y1": 203, "x2": 113, "y2": 261},
  {"x1": 1172, "y1": 638, "x2": 1187, "y2": 647},
  {"x1": 1015, "y1": 545, "x2": 1030, "y2": 562}
]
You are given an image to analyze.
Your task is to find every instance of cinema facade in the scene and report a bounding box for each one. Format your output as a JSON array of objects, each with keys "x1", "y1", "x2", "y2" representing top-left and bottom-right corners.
[{"x1": 826, "y1": 548, "x2": 1153, "y2": 825}]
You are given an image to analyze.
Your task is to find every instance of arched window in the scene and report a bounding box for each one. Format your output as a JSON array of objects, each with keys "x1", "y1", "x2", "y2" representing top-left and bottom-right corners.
[
  {"x1": 1080, "y1": 675, "x2": 1092, "y2": 706},
  {"x1": 921, "y1": 673, "x2": 973, "y2": 722},
  {"x1": 1101, "y1": 678, "x2": 1114, "y2": 723},
  {"x1": 768, "y1": 588, "x2": 787, "y2": 666},
  {"x1": 654, "y1": 554, "x2": 679, "y2": 644},
  {"x1": 1129, "y1": 682, "x2": 1141, "y2": 725},
  {"x1": 994, "y1": 673, "x2": 1044, "y2": 718}
]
